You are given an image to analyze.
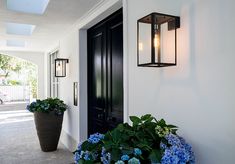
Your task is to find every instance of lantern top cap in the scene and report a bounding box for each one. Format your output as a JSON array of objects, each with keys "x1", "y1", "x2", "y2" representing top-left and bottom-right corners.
[
  {"x1": 138, "y1": 12, "x2": 180, "y2": 29},
  {"x1": 55, "y1": 58, "x2": 69, "y2": 63}
]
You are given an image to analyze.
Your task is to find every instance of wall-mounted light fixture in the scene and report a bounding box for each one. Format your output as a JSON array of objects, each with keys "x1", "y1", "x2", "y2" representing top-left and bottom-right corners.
[
  {"x1": 55, "y1": 58, "x2": 69, "y2": 77},
  {"x1": 137, "y1": 12, "x2": 180, "y2": 67}
]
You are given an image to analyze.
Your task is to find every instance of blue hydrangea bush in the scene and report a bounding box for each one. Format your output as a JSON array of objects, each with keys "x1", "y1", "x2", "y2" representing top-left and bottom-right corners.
[
  {"x1": 26, "y1": 98, "x2": 67, "y2": 115},
  {"x1": 74, "y1": 114, "x2": 195, "y2": 164}
]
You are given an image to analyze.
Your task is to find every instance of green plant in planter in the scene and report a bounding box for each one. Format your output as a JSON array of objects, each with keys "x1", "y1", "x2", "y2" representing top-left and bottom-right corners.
[
  {"x1": 27, "y1": 98, "x2": 67, "y2": 115},
  {"x1": 74, "y1": 114, "x2": 195, "y2": 164}
]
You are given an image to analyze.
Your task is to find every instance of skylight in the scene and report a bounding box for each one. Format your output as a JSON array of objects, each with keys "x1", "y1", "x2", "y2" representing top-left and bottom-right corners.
[
  {"x1": 6, "y1": 22, "x2": 36, "y2": 36},
  {"x1": 6, "y1": 40, "x2": 26, "y2": 47},
  {"x1": 7, "y1": 0, "x2": 50, "y2": 15}
]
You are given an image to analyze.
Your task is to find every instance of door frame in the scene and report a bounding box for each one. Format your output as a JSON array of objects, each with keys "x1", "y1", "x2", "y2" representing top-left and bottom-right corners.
[{"x1": 78, "y1": 0, "x2": 129, "y2": 141}]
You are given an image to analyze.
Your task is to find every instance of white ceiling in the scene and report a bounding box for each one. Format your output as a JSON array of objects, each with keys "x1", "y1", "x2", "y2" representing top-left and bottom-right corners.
[{"x1": 0, "y1": 0, "x2": 102, "y2": 52}]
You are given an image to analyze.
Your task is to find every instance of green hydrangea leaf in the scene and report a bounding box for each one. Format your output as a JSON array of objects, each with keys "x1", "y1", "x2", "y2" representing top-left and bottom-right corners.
[
  {"x1": 149, "y1": 149, "x2": 162, "y2": 163},
  {"x1": 141, "y1": 114, "x2": 152, "y2": 121},
  {"x1": 130, "y1": 116, "x2": 142, "y2": 126}
]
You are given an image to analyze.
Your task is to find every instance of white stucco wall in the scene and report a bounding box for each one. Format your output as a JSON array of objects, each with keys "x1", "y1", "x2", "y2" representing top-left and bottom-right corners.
[
  {"x1": 52, "y1": 0, "x2": 235, "y2": 163},
  {"x1": 0, "y1": 51, "x2": 46, "y2": 99},
  {"x1": 126, "y1": 0, "x2": 235, "y2": 163},
  {"x1": 55, "y1": 30, "x2": 80, "y2": 151}
]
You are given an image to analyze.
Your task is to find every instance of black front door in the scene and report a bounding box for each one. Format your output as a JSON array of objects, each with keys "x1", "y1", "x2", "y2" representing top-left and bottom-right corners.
[{"x1": 88, "y1": 9, "x2": 123, "y2": 135}]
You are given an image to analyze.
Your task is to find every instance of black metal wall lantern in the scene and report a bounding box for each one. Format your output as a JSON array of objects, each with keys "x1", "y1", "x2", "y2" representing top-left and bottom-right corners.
[
  {"x1": 55, "y1": 58, "x2": 69, "y2": 77},
  {"x1": 137, "y1": 12, "x2": 180, "y2": 67}
]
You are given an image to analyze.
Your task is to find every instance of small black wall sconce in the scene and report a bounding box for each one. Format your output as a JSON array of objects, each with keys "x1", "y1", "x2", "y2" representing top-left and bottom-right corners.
[
  {"x1": 137, "y1": 12, "x2": 180, "y2": 67},
  {"x1": 73, "y1": 82, "x2": 78, "y2": 106},
  {"x1": 55, "y1": 58, "x2": 69, "y2": 77}
]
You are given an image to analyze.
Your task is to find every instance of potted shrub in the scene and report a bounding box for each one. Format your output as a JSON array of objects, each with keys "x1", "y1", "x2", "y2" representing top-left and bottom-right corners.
[
  {"x1": 74, "y1": 114, "x2": 195, "y2": 164},
  {"x1": 27, "y1": 98, "x2": 67, "y2": 152}
]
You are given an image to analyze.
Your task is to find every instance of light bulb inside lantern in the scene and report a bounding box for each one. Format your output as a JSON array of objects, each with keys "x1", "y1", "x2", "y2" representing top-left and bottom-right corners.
[
  {"x1": 154, "y1": 34, "x2": 159, "y2": 48},
  {"x1": 139, "y1": 42, "x2": 143, "y2": 51},
  {"x1": 57, "y1": 63, "x2": 61, "y2": 71}
]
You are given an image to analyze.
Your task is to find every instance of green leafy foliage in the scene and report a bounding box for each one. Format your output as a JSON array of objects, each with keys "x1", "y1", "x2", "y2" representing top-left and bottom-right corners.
[
  {"x1": 8, "y1": 80, "x2": 21, "y2": 85},
  {"x1": 0, "y1": 54, "x2": 38, "y2": 98},
  {"x1": 0, "y1": 54, "x2": 12, "y2": 76},
  {"x1": 75, "y1": 114, "x2": 178, "y2": 163},
  {"x1": 27, "y1": 98, "x2": 67, "y2": 115},
  {"x1": 149, "y1": 149, "x2": 162, "y2": 163}
]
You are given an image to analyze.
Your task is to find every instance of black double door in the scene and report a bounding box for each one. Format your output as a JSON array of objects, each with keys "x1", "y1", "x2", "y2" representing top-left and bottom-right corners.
[{"x1": 87, "y1": 9, "x2": 123, "y2": 135}]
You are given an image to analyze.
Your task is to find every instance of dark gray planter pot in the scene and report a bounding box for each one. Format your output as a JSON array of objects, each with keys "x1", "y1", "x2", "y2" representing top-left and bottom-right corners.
[{"x1": 34, "y1": 111, "x2": 64, "y2": 152}]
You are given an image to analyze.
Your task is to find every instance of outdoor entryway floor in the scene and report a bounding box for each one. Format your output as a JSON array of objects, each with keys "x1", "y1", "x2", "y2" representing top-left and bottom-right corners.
[{"x1": 0, "y1": 107, "x2": 74, "y2": 164}]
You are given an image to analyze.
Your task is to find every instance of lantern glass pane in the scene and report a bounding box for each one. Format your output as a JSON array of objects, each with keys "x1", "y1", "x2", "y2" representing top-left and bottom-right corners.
[
  {"x1": 55, "y1": 60, "x2": 66, "y2": 77},
  {"x1": 138, "y1": 22, "x2": 151, "y2": 65},
  {"x1": 154, "y1": 20, "x2": 176, "y2": 64}
]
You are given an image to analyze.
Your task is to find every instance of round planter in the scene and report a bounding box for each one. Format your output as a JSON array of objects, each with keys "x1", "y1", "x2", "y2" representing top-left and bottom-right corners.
[{"x1": 34, "y1": 111, "x2": 63, "y2": 152}]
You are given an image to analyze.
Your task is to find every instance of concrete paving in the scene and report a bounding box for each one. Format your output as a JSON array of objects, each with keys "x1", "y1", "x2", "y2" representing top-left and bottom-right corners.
[{"x1": 0, "y1": 108, "x2": 74, "y2": 164}]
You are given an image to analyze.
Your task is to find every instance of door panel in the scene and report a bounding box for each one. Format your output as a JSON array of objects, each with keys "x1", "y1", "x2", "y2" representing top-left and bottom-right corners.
[
  {"x1": 88, "y1": 26, "x2": 107, "y2": 135},
  {"x1": 88, "y1": 9, "x2": 123, "y2": 135},
  {"x1": 107, "y1": 16, "x2": 123, "y2": 128},
  {"x1": 93, "y1": 33, "x2": 104, "y2": 109}
]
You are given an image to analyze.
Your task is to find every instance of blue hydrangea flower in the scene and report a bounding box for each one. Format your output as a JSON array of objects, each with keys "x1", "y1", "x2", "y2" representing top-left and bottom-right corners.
[
  {"x1": 74, "y1": 150, "x2": 94, "y2": 163},
  {"x1": 101, "y1": 153, "x2": 111, "y2": 164},
  {"x1": 165, "y1": 133, "x2": 181, "y2": 145},
  {"x1": 161, "y1": 133, "x2": 195, "y2": 164},
  {"x1": 77, "y1": 142, "x2": 82, "y2": 151},
  {"x1": 74, "y1": 152, "x2": 80, "y2": 162},
  {"x1": 74, "y1": 142, "x2": 85, "y2": 163},
  {"x1": 101, "y1": 147, "x2": 111, "y2": 164},
  {"x1": 88, "y1": 133, "x2": 104, "y2": 144},
  {"x1": 160, "y1": 142, "x2": 167, "y2": 150},
  {"x1": 115, "y1": 160, "x2": 125, "y2": 164},
  {"x1": 172, "y1": 145, "x2": 190, "y2": 162},
  {"x1": 161, "y1": 149, "x2": 180, "y2": 164},
  {"x1": 128, "y1": 157, "x2": 140, "y2": 164},
  {"x1": 121, "y1": 154, "x2": 130, "y2": 161},
  {"x1": 179, "y1": 137, "x2": 195, "y2": 163},
  {"x1": 101, "y1": 147, "x2": 107, "y2": 157},
  {"x1": 84, "y1": 152, "x2": 90, "y2": 161},
  {"x1": 133, "y1": 148, "x2": 142, "y2": 156}
]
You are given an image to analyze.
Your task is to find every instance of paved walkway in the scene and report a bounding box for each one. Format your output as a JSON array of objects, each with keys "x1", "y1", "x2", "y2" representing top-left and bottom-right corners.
[{"x1": 0, "y1": 107, "x2": 74, "y2": 164}]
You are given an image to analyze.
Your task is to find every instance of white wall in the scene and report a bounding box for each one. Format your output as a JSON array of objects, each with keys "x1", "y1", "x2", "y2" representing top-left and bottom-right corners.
[
  {"x1": 0, "y1": 51, "x2": 46, "y2": 99},
  {"x1": 126, "y1": 0, "x2": 235, "y2": 163},
  {"x1": 52, "y1": 0, "x2": 235, "y2": 163},
  {"x1": 56, "y1": 30, "x2": 80, "y2": 151}
]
